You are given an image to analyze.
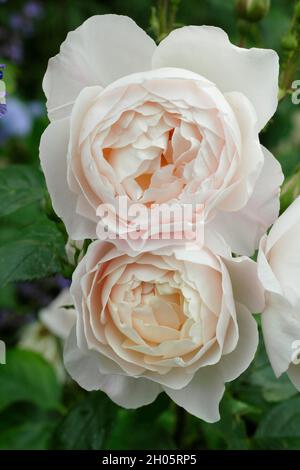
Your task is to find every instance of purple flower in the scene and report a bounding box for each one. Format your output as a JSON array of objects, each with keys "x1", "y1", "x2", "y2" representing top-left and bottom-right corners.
[
  {"x1": 0, "y1": 97, "x2": 32, "y2": 142},
  {"x1": 23, "y1": 1, "x2": 43, "y2": 19},
  {"x1": 4, "y1": 41, "x2": 23, "y2": 63},
  {"x1": 9, "y1": 14, "x2": 24, "y2": 30}
]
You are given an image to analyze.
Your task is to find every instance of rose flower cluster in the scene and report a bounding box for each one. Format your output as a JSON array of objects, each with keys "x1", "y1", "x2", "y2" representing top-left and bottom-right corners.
[{"x1": 40, "y1": 15, "x2": 300, "y2": 422}]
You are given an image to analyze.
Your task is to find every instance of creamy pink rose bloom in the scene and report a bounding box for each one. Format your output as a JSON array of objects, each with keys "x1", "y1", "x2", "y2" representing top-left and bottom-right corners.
[
  {"x1": 258, "y1": 197, "x2": 300, "y2": 390},
  {"x1": 40, "y1": 15, "x2": 283, "y2": 255},
  {"x1": 64, "y1": 240, "x2": 263, "y2": 421}
]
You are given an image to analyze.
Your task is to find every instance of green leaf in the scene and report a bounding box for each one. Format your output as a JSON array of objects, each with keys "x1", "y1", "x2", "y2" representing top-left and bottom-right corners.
[
  {"x1": 0, "y1": 165, "x2": 46, "y2": 217},
  {"x1": 52, "y1": 392, "x2": 118, "y2": 450},
  {"x1": 243, "y1": 339, "x2": 297, "y2": 403},
  {"x1": 0, "y1": 348, "x2": 62, "y2": 412},
  {"x1": 232, "y1": 335, "x2": 296, "y2": 413},
  {"x1": 255, "y1": 397, "x2": 300, "y2": 449},
  {"x1": 250, "y1": 366, "x2": 297, "y2": 403},
  {"x1": 106, "y1": 395, "x2": 175, "y2": 450},
  {"x1": 0, "y1": 217, "x2": 65, "y2": 287},
  {"x1": 0, "y1": 284, "x2": 17, "y2": 309},
  {"x1": 0, "y1": 404, "x2": 59, "y2": 450}
]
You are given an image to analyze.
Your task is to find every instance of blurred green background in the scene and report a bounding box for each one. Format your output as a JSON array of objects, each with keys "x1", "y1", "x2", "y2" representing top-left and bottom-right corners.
[{"x1": 0, "y1": 0, "x2": 300, "y2": 450}]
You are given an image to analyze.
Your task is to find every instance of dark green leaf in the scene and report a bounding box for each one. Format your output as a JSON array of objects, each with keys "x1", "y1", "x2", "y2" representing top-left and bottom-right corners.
[
  {"x1": 232, "y1": 335, "x2": 296, "y2": 411},
  {"x1": 250, "y1": 366, "x2": 297, "y2": 403},
  {"x1": 0, "y1": 217, "x2": 65, "y2": 287},
  {"x1": 0, "y1": 404, "x2": 59, "y2": 450},
  {"x1": 0, "y1": 348, "x2": 62, "y2": 412},
  {"x1": 52, "y1": 392, "x2": 118, "y2": 450},
  {"x1": 0, "y1": 165, "x2": 46, "y2": 217},
  {"x1": 255, "y1": 397, "x2": 300, "y2": 449},
  {"x1": 106, "y1": 395, "x2": 175, "y2": 450}
]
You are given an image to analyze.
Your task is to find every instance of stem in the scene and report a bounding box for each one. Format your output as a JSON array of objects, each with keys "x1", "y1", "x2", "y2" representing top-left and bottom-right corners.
[
  {"x1": 158, "y1": 0, "x2": 168, "y2": 38},
  {"x1": 279, "y1": 1, "x2": 300, "y2": 101},
  {"x1": 152, "y1": 0, "x2": 181, "y2": 43}
]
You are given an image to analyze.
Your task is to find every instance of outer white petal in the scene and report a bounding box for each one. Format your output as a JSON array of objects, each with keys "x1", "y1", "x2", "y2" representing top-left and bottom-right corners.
[
  {"x1": 261, "y1": 294, "x2": 300, "y2": 377},
  {"x1": 265, "y1": 196, "x2": 300, "y2": 252},
  {"x1": 208, "y1": 146, "x2": 283, "y2": 255},
  {"x1": 39, "y1": 117, "x2": 96, "y2": 239},
  {"x1": 40, "y1": 288, "x2": 76, "y2": 340},
  {"x1": 43, "y1": 15, "x2": 156, "y2": 120},
  {"x1": 64, "y1": 327, "x2": 161, "y2": 408},
  {"x1": 259, "y1": 197, "x2": 300, "y2": 304},
  {"x1": 163, "y1": 367, "x2": 225, "y2": 423},
  {"x1": 257, "y1": 235, "x2": 283, "y2": 296},
  {"x1": 101, "y1": 375, "x2": 161, "y2": 409},
  {"x1": 153, "y1": 25, "x2": 279, "y2": 130},
  {"x1": 217, "y1": 302, "x2": 259, "y2": 382},
  {"x1": 223, "y1": 257, "x2": 265, "y2": 313}
]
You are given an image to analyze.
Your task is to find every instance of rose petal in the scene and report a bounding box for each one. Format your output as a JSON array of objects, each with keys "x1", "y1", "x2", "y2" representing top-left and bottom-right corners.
[
  {"x1": 39, "y1": 117, "x2": 96, "y2": 239},
  {"x1": 208, "y1": 146, "x2": 282, "y2": 255},
  {"x1": 153, "y1": 25, "x2": 279, "y2": 130},
  {"x1": 64, "y1": 326, "x2": 161, "y2": 407},
  {"x1": 217, "y1": 302, "x2": 258, "y2": 382},
  {"x1": 43, "y1": 15, "x2": 156, "y2": 120},
  {"x1": 261, "y1": 294, "x2": 300, "y2": 377},
  {"x1": 163, "y1": 367, "x2": 224, "y2": 422},
  {"x1": 223, "y1": 256, "x2": 265, "y2": 313}
]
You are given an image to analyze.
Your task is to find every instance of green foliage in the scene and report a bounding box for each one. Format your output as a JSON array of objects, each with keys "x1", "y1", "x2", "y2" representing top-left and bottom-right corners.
[
  {"x1": 0, "y1": 165, "x2": 46, "y2": 217},
  {"x1": 0, "y1": 0, "x2": 300, "y2": 452},
  {"x1": 0, "y1": 165, "x2": 66, "y2": 287},
  {"x1": 52, "y1": 392, "x2": 118, "y2": 450},
  {"x1": 255, "y1": 397, "x2": 300, "y2": 449},
  {"x1": 0, "y1": 217, "x2": 65, "y2": 287},
  {"x1": 0, "y1": 349, "x2": 61, "y2": 450},
  {"x1": 107, "y1": 395, "x2": 175, "y2": 449},
  {"x1": 200, "y1": 396, "x2": 251, "y2": 450},
  {"x1": 0, "y1": 348, "x2": 62, "y2": 412},
  {"x1": 0, "y1": 405, "x2": 59, "y2": 450}
]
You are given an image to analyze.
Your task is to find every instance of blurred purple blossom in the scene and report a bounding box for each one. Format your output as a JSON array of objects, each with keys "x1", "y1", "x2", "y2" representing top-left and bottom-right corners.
[
  {"x1": 0, "y1": 1, "x2": 43, "y2": 63},
  {"x1": 9, "y1": 14, "x2": 24, "y2": 30},
  {"x1": 23, "y1": 1, "x2": 43, "y2": 19},
  {"x1": 0, "y1": 96, "x2": 44, "y2": 142},
  {"x1": 0, "y1": 97, "x2": 32, "y2": 141},
  {"x1": 3, "y1": 41, "x2": 23, "y2": 63}
]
